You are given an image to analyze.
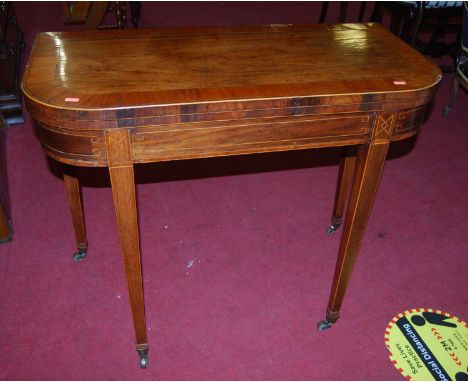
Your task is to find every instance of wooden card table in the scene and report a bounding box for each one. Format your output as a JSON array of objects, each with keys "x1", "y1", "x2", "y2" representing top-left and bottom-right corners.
[{"x1": 22, "y1": 23, "x2": 441, "y2": 368}]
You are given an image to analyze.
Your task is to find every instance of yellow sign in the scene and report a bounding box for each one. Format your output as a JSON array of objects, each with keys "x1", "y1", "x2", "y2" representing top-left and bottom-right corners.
[{"x1": 385, "y1": 308, "x2": 467, "y2": 381}]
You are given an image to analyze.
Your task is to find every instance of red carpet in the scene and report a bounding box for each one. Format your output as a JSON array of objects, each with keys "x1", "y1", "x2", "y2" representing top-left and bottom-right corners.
[{"x1": 0, "y1": 2, "x2": 467, "y2": 380}]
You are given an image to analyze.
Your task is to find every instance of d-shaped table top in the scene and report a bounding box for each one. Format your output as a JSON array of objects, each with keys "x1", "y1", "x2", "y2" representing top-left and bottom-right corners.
[{"x1": 22, "y1": 23, "x2": 441, "y2": 112}]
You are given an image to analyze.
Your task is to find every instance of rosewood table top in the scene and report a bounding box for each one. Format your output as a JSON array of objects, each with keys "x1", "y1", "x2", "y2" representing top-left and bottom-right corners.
[
  {"x1": 24, "y1": 24, "x2": 440, "y2": 107},
  {"x1": 22, "y1": 23, "x2": 441, "y2": 368},
  {"x1": 22, "y1": 23, "x2": 440, "y2": 166}
]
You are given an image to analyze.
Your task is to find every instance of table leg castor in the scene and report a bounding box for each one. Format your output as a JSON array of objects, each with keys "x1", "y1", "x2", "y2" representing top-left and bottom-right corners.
[
  {"x1": 138, "y1": 349, "x2": 148, "y2": 369},
  {"x1": 73, "y1": 249, "x2": 87, "y2": 262},
  {"x1": 327, "y1": 224, "x2": 339, "y2": 235},
  {"x1": 317, "y1": 320, "x2": 333, "y2": 331},
  {"x1": 327, "y1": 216, "x2": 342, "y2": 235}
]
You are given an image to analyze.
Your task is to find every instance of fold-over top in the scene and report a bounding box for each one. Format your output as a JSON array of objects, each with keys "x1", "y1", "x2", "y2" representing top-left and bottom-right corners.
[{"x1": 22, "y1": 23, "x2": 441, "y2": 115}]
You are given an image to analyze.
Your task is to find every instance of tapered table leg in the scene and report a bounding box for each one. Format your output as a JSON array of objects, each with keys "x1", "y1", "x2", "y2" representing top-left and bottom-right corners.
[
  {"x1": 63, "y1": 165, "x2": 87, "y2": 261},
  {"x1": 106, "y1": 129, "x2": 148, "y2": 368},
  {"x1": 319, "y1": 139, "x2": 390, "y2": 331},
  {"x1": 327, "y1": 147, "x2": 356, "y2": 235}
]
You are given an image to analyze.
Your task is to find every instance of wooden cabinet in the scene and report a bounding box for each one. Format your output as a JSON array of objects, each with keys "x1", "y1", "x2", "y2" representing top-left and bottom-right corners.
[{"x1": 0, "y1": 2, "x2": 24, "y2": 125}]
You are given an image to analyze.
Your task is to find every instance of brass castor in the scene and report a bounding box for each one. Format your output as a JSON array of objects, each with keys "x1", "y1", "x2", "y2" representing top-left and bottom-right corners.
[
  {"x1": 138, "y1": 350, "x2": 148, "y2": 369},
  {"x1": 327, "y1": 217, "x2": 342, "y2": 235},
  {"x1": 73, "y1": 249, "x2": 87, "y2": 262},
  {"x1": 317, "y1": 320, "x2": 333, "y2": 331},
  {"x1": 327, "y1": 224, "x2": 339, "y2": 235}
]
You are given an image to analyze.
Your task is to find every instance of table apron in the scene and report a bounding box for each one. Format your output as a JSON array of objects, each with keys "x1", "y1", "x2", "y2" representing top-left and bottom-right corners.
[{"x1": 35, "y1": 104, "x2": 429, "y2": 167}]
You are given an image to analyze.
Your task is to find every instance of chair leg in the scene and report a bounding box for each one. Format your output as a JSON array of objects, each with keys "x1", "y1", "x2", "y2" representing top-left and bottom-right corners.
[
  {"x1": 319, "y1": 2, "x2": 329, "y2": 23},
  {"x1": 389, "y1": 11, "x2": 403, "y2": 37},
  {"x1": 339, "y1": 2, "x2": 348, "y2": 23},
  {"x1": 443, "y1": 75, "x2": 460, "y2": 117},
  {"x1": 358, "y1": 2, "x2": 367, "y2": 22},
  {"x1": 84, "y1": 2, "x2": 109, "y2": 29},
  {"x1": 370, "y1": 2, "x2": 384, "y2": 23},
  {"x1": 327, "y1": 147, "x2": 356, "y2": 235},
  {"x1": 130, "y1": 1, "x2": 141, "y2": 28},
  {"x1": 401, "y1": 3, "x2": 423, "y2": 46},
  {"x1": 409, "y1": 2, "x2": 423, "y2": 46}
]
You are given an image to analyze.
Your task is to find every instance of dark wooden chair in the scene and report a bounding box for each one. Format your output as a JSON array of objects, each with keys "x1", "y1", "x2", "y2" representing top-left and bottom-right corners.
[
  {"x1": 0, "y1": 2, "x2": 24, "y2": 125},
  {"x1": 444, "y1": 1, "x2": 468, "y2": 116},
  {"x1": 62, "y1": 1, "x2": 127, "y2": 29},
  {"x1": 371, "y1": 1, "x2": 464, "y2": 73},
  {"x1": 0, "y1": 112, "x2": 13, "y2": 243},
  {"x1": 319, "y1": 2, "x2": 368, "y2": 23}
]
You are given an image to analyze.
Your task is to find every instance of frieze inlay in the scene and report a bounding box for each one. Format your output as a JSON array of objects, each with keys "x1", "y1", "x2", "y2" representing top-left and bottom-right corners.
[
  {"x1": 370, "y1": 113, "x2": 398, "y2": 142},
  {"x1": 91, "y1": 136, "x2": 106, "y2": 157},
  {"x1": 376, "y1": 115, "x2": 395, "y2": 136},
  {"x1": 105, "y1": 130, "x2": 132, "y2": 166}
]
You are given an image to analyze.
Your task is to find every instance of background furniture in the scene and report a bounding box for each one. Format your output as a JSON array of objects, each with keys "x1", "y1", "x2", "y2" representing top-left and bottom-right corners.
[
  {"x1": 0, "y1": 1, "x2": 23, "y2": 125},
  {"x1": 130, "y1": 1, "x2": 140, "y2": 28},
  {"x1": 0, "y1": 112, "x2": 12, "y2": 242},
  {"x1": 63, "y1": 1, "x2": 127, "y2": 29},
  {"x1": 319, "y1": 1, "x2": 367, "y2": 23},
  {"x1": 444, "y1": 1, "x2": 468, "y2": 115},
  {"x1": 371, "y1": 1, "x2": 463, "y2": 73},
  {"x1": 62, "y1": 1, "x2": 140, "y2": 29},
  {"x1": 0, "y1": 1, "x2": 22, "y2": 242}
]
